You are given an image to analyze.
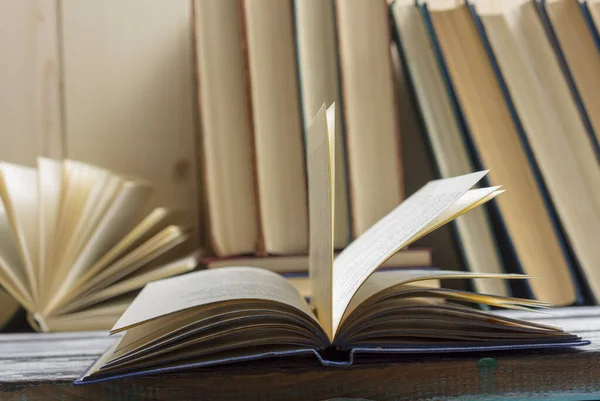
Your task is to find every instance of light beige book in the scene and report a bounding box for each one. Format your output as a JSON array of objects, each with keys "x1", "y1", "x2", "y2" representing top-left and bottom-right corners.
[
  {"x1": 334, "y1": 0, "x2": 404, "y2": 236},
  {"x1": 204, "y1": 247, "x2": 431, "y2": 273},
  {"x1": 295, "y1": 0, "x2": 351, "y2": 249},
  {"x1": 192, "y1": 0, "x2": 258, "y2": 256},
  {"x1": 543, "y1": 0, "x2": 600, "y2": 146},
  {"x1": 391, "y1": 0, "x2": 509, "y2": 297},
  {"x1": 426, "y1": 1, "x2": 576, "y2": 306},
  {"x1": 242, "y1": 0, "x2": 308, "y2": 254},
  {"x1": 473, "y1": 0, "x2": 600, "y2": 302},
  {"x1": 0, "y1": 158, "x2": 199, "y2": 332},
  {"x1": 76, "y1": 104, "x2": 584, "y2": 384}
]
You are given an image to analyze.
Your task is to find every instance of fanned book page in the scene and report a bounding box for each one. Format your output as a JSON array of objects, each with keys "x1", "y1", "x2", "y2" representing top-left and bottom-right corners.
[
  {"x1": 75, "y1": 104, "x2": 587, "y2": 385},
  {"x1": 0, "y1": 158, "x2": 199, "y2": 332}
]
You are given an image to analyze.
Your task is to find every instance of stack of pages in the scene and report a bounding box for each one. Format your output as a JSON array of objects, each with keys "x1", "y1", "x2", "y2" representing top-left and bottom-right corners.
[{"x1": 0, "y1": 159, "x2": 198, "y2": 331}]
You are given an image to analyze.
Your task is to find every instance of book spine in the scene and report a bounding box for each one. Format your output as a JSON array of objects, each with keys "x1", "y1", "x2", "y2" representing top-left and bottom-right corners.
[
  {"x1": 238, "y1": 0, "x2": 266, "y2": 257},
  {"x1": 389, "y1": 3, "x2": 476, "y2": 293},
  {"x1": 418, "y1": 2, "x2": 535, "y2": 299},
  {"x1": 333, "y1": 0, "x2": 404, "y2": 237},
  {"x1": 537, "y1": 0, "x2": 600, "y2": 160},
  {"x1": 331, "y1": 0, "x2": 355, "y2": 239},
  {"x1": 580, "y1": 0, "x2": 600, "y2": 52},
  {"x1": 465, "y1": 2, "x2": 586, "y2": 304},
  {"x1": 190, "y1": 0, "x2": 218, "y2": 257},
  {"x1": 385, "y1": 1, "x2": 405, "y2": 203}
]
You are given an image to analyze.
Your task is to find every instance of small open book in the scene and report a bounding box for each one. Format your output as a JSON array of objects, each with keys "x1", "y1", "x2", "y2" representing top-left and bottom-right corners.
[
  {"x1": 76, "y1": 104, "x2": 586, "y2": 384},
  {"x1": 0, "y1": 158, "x2": 198, "y2": 332}
]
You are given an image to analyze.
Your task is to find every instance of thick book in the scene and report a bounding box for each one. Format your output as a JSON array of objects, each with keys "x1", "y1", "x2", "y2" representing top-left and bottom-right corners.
[
  {"x1": 334, "y1": 0, "x2": 404, "y2": 237},
  {"x1": 241, "y1": 0, "x2": 309, "y2": 254},
  {"x1": 422, "y1": 1, "x2": 578, "y2": 305},
  {"x1": 0, "y1": 158, "x2": 199, "y2": 332},
  {"x1": 294, "y1": 0, "x2": 351, "y2": 249},
  {"x1": 390, "y1": 0, "x2": 509, "y2": 298},
  {"x1": 192, "y1": 0, "x2": 259, "y2": 256},
  {"x1": 472, "y1": 0, "x2": 600, "y2": 302},
  {"x1": 75, "y1": 105, "x2": 587, "y2": 385},
  {"x1": 541, "y1": 0, "x2": 600, "y2": 154}
]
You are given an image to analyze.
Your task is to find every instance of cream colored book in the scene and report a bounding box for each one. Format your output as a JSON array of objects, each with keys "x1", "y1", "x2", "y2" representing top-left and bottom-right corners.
[
  {"x1": 192, "y1": 0, "x2": 258, "y2": 256},
  {"x1": 425, "y1": 1, "x2": 576, "y2": 305},
  {"x1": 0, "y1": 158, "x2": 199, "y2": 332},
  {"x1": 473, "y1": 0, "x2": 600, "y2": 302},
  {"x1": 391, "y1": 0, "x2": 509, "y2": 297},
  {"x1": 76, "y1": 104, "x2": 585, "y2": 385},
  {"x1": 335, "y1": 0, "x2": 404, "y2": 237},
  {"x1": 242, "y1": 0, "x2": 308, "y2": 254},
  {"x1": 295, "y1": 0, "x2": 351, "y2": 249}
]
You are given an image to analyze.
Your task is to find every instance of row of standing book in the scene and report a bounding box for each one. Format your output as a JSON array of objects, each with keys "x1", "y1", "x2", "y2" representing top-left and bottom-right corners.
[{"x1": 196, "y1": 0, "x2": 600, "y2": 307}]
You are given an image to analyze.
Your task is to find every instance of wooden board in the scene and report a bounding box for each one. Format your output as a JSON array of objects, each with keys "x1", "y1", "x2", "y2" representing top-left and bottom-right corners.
[
  {"x1": 60, "y1": 0, "x2": 199, "y2": 239},
  {"x1": 1, "y1": 307, "x2": 599, "y2": 400}
]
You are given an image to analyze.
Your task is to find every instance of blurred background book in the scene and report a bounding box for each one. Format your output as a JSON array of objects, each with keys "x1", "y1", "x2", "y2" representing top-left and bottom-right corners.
[{"x1": 2, "y1": 0, "x2": 600, "y2": 330}]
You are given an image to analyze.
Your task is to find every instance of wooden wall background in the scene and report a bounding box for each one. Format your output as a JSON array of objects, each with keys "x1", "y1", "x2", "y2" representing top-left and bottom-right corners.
[{"x1": 0, "y1": 0, "x2": 200, "y2": 240}]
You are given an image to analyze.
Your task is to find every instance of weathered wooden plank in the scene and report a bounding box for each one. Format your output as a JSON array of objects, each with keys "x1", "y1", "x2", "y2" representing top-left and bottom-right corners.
[
  {"x1": 2, "y1": 346, "x2": 600, "y2": 401},
  {"x1": 0, "y1": 337, "x2": 113, "y2": 359},
  {"x1": 1, "y1": 357, "x2": 96, "y2": 382},
  {"x1": 0, "y1": 307, "x2": 598, "y2": 400},
  {"x1": 0, "y1": 330, "x2": 108, "y2": 342}
]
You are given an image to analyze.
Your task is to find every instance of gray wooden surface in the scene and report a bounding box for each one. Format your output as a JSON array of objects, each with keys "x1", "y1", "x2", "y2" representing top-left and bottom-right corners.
[{"x1": 1, "y1": 306, "x2": 599, "y2": 400}]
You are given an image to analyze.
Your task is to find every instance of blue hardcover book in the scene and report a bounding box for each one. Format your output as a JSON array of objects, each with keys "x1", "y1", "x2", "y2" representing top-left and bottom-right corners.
[
  {"x1": 418, "y1": 1, "x2": 584, "y2": 305},
  {"x1": 467, "y1": 1, "x2": 590, "y2": 305},
  {"x1": 537, "y1": 0, "x2": 600, "y2": 159},
  {"x1": 389, "y1": 0, "x2": 510, "y2": 299},
  {"x1": 581, "y1": 0, "x2": 600, "y2": 50},
  {"x1": 75, "y1": 106, "x2": 587, "y2": 385}
]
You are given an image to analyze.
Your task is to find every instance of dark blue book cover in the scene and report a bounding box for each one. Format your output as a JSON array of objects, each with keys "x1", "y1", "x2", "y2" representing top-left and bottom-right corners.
[{"x1": 418, "y1": 1, "x2": 586, "y2": 304}]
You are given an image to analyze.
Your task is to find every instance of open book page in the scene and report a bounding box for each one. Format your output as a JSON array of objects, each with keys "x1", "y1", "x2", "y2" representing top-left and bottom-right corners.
[
  {"x1": 331, "y1": 170, "x2": 489, "y2": 335},
  {"x1": 49, "y1": 180, "x2": 153, "y2": 312},
  {"x1": 111, "y1": 267, "x2": 318, "y2": 333},
  {"x1": 307, "y1": 103, "x2": 335, "y2": 338},
  {"x1": 342, "y1": 270, "x2": 539, "y2": 327},
  {"x1": 38, "y1": 157, "x2": 62, "y2": 305},
  {"x1": 0, "y1": 198, "x2": 32, "y2": 309},
  {"x1": 72, "y1": 208, "x2": 173, "y2": 289},
  {"x1": 0, "y1": 163, "x2": 39, "y2": 303},
  {"x1": 410, "y1": 186, "x2": 504, "y2": 244},
  {"x1": 57, "y1": 252, "x2": 199, "y2": 315}
]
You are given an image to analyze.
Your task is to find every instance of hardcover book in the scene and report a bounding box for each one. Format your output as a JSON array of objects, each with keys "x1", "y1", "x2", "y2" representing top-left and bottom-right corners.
[{"x1": 76, "y1": 105, "x2": 586, "y2": 384}]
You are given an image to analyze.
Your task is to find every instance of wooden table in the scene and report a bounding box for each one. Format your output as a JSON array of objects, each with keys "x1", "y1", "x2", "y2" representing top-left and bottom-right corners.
[{"x1": 1, "y1": 306, "x2": 599, "y2": 401}]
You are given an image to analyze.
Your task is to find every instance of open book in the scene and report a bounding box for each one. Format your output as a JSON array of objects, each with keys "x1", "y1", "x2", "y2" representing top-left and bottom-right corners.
[
  {"x1": 0, "y1": 158, "x2": 199, "y2": 332},
  {"x1": 76, "y1": 104, "x2": 586, "y2": 384}
]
